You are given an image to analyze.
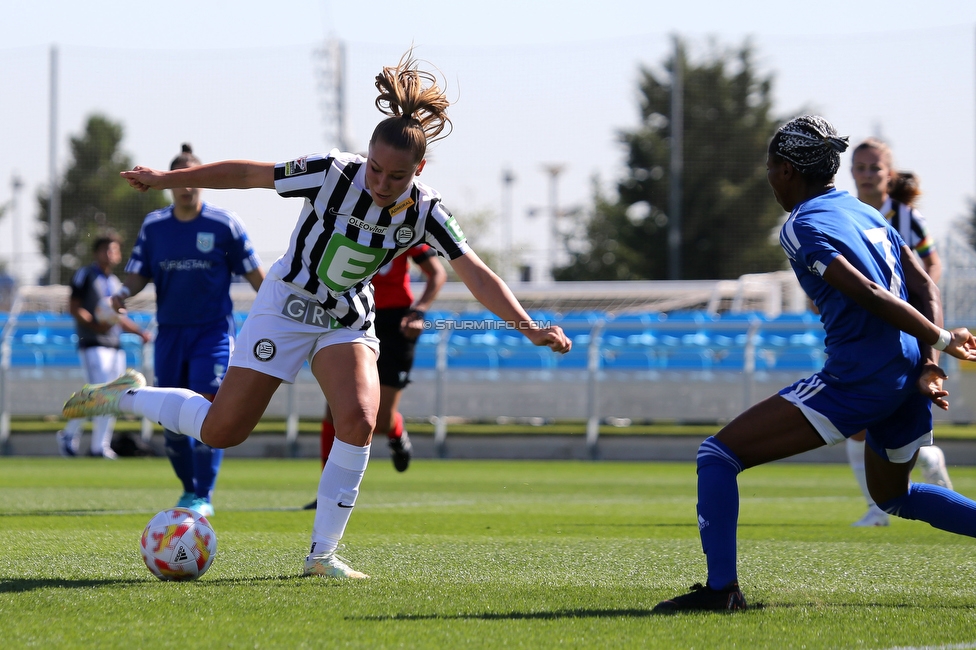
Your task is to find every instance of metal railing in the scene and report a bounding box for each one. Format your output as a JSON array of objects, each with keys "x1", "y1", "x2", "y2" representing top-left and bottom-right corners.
[{"x1": 0, "y1": 309, "x2": 825, "y2": 456}]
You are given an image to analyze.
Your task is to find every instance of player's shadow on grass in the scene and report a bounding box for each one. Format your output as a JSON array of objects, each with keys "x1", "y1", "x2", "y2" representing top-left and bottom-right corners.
[
  {"x1": 0, "y1": 577, "x2": 148, "y2": 592},
  {"x1": 0, "y1": 575, "x2": 319, "y2": 593},
  {"x1": 562, "y1": 523, "x2": 838, "y2": 529},
  {"x1": 350, "y1": 604, "x2": 772, "y2": 621}
]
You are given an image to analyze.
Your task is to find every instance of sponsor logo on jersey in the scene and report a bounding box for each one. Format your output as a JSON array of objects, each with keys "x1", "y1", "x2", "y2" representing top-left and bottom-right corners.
[
  {"x1": 281, "y1": 293, "x2": 342, "y2": 329},
  {"x1": 196, "y1": 232, "x2": 215, "y2": 253},
  {"x1": 394, "y1": 225, "x2": 415, "y2": 245},
  {"x1": 158, "y1": 259, "x2": 213, "y2": 272},
  {"x1": 444, "y1": 216, "x2": 465, "y2": 243},
  {"x1": 284, "y1": 157, "x2": 307, "y2": 176},
  {"x1": 389, "y1": 197, "x2": 415, "y2": 216},
  {"x1": 347, "y1": 216, "x2": 388, "y2": 235},
  {"x1": 317, "y1": 233, "x2": 388, "y2": 292},
  {"x1": 254, "y1": 339, "x2": 276, "y2": 361}
]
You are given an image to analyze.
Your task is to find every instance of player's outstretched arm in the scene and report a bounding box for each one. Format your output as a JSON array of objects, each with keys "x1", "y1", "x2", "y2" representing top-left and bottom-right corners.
[
  {"x1": 822, "y1": 252, "x2": 976, "y2": 362},
  {"x1": 120, "y1": 161, "x2": 275, "y2": 192},
  {"x1": 450, "y1": 252, "x2": 571, "y2": 354}
]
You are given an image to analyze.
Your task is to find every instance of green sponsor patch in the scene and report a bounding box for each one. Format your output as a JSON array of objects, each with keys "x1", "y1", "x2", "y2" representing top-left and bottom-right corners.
[
  {"x1": 444, "y1": 216, "x2": 466, "y2": 243},
  {"x1": 317, "y1": 233, "x2": 388, "y2": 292}
]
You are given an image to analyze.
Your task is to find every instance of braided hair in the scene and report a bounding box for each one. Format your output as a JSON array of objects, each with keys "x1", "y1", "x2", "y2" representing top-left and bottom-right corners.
[{"x1": 770, "y1": 116, "x2": 849, "y2": 183}]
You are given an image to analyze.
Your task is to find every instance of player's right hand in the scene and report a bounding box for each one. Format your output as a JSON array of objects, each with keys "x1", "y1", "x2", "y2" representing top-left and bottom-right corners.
[
  {"x1": 120, "y1": 166, "x2": 165, "y2": 192},
  {"x1": 917, "y1": 362, "x2": 949, "y2": 411},
  {"x1": 525, "y1": 325, "x2": 572, "y2": 354}
]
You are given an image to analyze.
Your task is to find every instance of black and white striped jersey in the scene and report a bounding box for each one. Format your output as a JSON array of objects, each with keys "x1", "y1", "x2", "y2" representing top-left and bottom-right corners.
[
  {"x1": 270, "y1": 149, "x2": 470, "y2": 331},
  {"x1": 879, "y1": 197, "x2": 936, "y2": 259}
]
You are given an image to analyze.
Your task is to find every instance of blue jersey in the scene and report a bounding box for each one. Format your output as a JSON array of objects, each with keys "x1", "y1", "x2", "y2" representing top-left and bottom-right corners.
[
  {"x1": 126, "y1": 202, "x2": 262, "y2": 326},
  {"x1": 779, "y1": 189, "x2": 919, "y2": 393}
]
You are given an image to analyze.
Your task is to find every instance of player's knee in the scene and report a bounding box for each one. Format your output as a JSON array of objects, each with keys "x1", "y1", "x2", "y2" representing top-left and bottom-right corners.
[
  {"x1": 877, "y1": 485, "x2": 918, "y2": 519},
  {"x1": 696, "y1": 436, "x2": 744, "y2": 474},
  {"x1": 334, "y1": 416, "x2": 374, "y2": 446},
  {"x1": 199, "y1": 421, "x2": 250, "y2": 449}
]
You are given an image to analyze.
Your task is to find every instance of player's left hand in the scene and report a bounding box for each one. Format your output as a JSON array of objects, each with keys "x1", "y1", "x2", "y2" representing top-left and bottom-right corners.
[
  {"x1": 918, "y1": 362, "x2": 950, "y2": 411},
  {"x1": 400, "y1": 309, "x2": 425, "y2": 341},
  {"x1": 525, "y1": 325, "x2": 572, "y2": 354},
  {"x1": 944, "y1": 327, "x2": 976, "y2": 362}
]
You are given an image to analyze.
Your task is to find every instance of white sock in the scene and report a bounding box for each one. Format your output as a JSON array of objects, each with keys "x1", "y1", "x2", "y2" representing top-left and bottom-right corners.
[
  {"x1": 310, "y1": 439, "x2": 371, "y2": 556},
  {"x1": 122, "y1": 387, "x2": 210, "y2": 443},
  {"x1": 89, "y1": 415, "x2": 116, "y2": 454},
  {"x1": 846, "y1": 437, "x2": 875, "y2": 508},
  {"x1": 63, "y1": 419, "x2": 84, "y2": 436}
]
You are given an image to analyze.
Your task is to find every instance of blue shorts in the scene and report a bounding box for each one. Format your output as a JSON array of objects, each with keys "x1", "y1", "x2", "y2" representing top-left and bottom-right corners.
[
  {"x1": 779, "y1": 371, "x2": 933, "y2": 463},
  {"x1": 154, "y1": 316, "x2": 235, "y2": 396}
]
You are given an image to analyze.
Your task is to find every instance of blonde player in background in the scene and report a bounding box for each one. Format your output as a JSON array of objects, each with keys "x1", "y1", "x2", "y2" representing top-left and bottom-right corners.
[
  {"x1": 64, "y1": 49, "x2": 571, "y2": 580},
  {"x1": 846, "y1": 138, "x2": 952, "y2": 527}
]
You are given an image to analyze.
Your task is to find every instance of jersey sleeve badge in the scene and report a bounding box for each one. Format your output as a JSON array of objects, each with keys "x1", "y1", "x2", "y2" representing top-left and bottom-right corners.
[{"x1": 283, "y1": 157, "x2": 308, "y2": 177}]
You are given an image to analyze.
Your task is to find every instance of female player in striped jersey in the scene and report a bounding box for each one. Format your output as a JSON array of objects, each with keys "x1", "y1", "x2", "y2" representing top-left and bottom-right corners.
[
  {"x1": 846, "y1": 138, "x2": 951, "y2": 527},
  {"x1": 654, "y1": 115, "x2": 976, "y2": 612},
  {"x1": 320, "y1": 244, "x2": 446, "y2": 477},
  {"x1": 65, "y1": 49, "x2": 571, "y2": 580}
]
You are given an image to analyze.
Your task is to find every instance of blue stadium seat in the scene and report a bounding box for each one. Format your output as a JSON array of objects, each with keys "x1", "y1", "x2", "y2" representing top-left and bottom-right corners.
[
  {"x1": 412, "y1": 343, "x2": 438, "y2": 369},
  {"x1": 659, "y1": 347, "x2": 711, "y2": 371},
  {"x1": 497, "y1": 346, "x2": 555, "y2": 370},
  {"x1": 602, "y1": 347, "x2": 658, "y2": 371},
  {"x1": 447, "y1": 345, "x2": 499, "y2": 370}
]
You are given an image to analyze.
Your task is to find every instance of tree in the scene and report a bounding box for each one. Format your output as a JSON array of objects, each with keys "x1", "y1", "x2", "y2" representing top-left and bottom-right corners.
[
  {"x1": 35, "y1": 114, "x2": 168, "y2": 285},
  {"x1": 556, "y1": 38, "x2": 786, "y2": 281}
]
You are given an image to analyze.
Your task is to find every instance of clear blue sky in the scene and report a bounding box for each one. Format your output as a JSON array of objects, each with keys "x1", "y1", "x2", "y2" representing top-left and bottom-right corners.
[{"x1": 2, "y1": 0, "x2": 976, "y2": 283}]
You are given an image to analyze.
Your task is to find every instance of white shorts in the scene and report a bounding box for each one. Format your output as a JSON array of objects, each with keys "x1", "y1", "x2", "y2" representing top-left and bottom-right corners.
[
  {"x1": 229, "y1": 275, "x2": 379, "y2": 384},
  {"x1": 78, "y1": 346, "x2": 126, "y2": 384}
]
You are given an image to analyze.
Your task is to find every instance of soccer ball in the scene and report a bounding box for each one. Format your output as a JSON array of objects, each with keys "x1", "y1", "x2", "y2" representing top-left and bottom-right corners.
[
  {"x1": 94, "y1": 298, "x2": 119, "y2": 325},
  {"x1": 140, "y1": 508, "x2": 217, "y2": 581}
]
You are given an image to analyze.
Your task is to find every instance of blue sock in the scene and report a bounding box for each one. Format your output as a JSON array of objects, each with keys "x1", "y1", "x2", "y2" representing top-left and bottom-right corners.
[
  {"x1": 697, "y1": 436, "x2": 744, "y2": 590},
  {"x1": 164, "y1": 429, "x2": 195, "y2": 493},
  {"x1": 193, "y1": 443, "x2": 223, "y2": 501},
  {"x1": 878, "y1": 483, "x2": 976, "y2": 537}
]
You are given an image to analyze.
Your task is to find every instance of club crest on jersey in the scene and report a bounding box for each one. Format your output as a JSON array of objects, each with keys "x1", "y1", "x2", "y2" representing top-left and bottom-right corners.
[
  {"x1": 254, "y1": 339, "x2": 276, "y2": 362},
  {"x1": 394, "y1": 225, "x2": 415, "y2": 245},
  {"x1": 284, "y1": 157, "x2": 307, "y2": 177},
  {"x1": 196, "y1": 233, "x2": 215, "y2": 253},
  {"x1": 389, "y1": 197, "x2": 415, "y2": 216}
]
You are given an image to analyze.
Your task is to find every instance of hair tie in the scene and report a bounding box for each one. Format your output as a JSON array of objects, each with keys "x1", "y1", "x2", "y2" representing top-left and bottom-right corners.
[{"x1": 824, "y1": 134, "x2": 850, "y2": 153}]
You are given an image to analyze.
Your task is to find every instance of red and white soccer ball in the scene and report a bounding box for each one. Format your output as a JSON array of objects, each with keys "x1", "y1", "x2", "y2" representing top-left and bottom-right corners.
[{"x1": 140, "y1": 508, "x2": 217, "y2": 581}]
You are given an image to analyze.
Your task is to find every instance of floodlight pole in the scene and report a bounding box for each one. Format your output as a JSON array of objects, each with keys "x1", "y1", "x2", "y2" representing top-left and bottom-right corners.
[
  {"x1": 48, "y1": 45, "x2": 61, "y2": 286},
  {"x1": 501, "y1": 169, "x2": 515, "y2": 283},
  {"x1": 668, "y1": 36, "x2": 683, "y2": 281},
  {"x1": 10, "y1": 174, "x2": 23, "y2": 284},
  {"x1": 542, "y1": 164, "x2": 565, "y2": 282}
]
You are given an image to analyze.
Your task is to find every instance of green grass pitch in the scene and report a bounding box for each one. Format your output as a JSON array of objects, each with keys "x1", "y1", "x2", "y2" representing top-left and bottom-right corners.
[{"x1": 1, "y1": 457, "x2": 975, "y2": 649}]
